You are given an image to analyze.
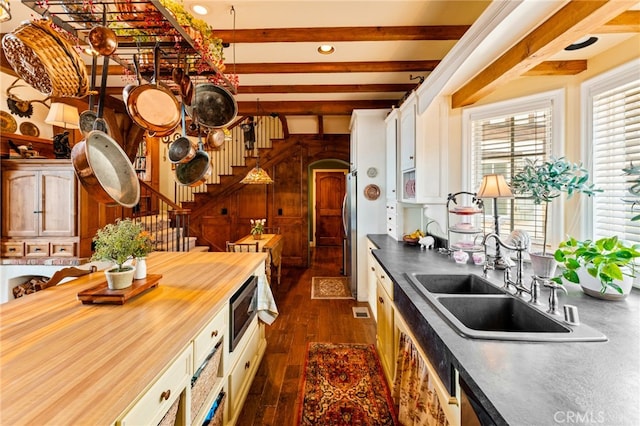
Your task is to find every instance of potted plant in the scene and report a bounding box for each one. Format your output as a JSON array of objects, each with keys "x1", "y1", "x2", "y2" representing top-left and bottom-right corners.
[
  {"x1": 623, "y1": 162, "x2": 640, "y2": 221},
  {"x1": 250, "y1": 219, "x2": 266, "y2": 240},
  {"x1": 91, "y1": 218, "x2": 149, "y2": 289},
  {"x1": 553, "y1": 236, "x2": 640, "y2": 300},
  {"x1": 510, "y1": 156, "x2": 600, "y2": 277}
]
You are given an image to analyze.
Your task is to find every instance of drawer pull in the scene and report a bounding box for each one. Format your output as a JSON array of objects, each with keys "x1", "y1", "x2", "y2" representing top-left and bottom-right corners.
[
  {"x1": 59, "y1": 248, "x2": 66, "y2": 252},
  {"x1": 211, "y1": 329, "x2": 219, "y2": 338},
  {"x1": 381, "y1": 275, "x2": 385, "y2": 280},
  {"x1": 245, "y1": 361, "x2": 251, "y2": 370},
  {"x1": 370, "y1": 266, "x2": 375, "y2": 271},
  {"x1": 160, "y1": 389, "x2": 171, "y2": 401},
  {"x1": 378, "y1": 296, "x2": 384, "y2": 304},
  {"x1": 9, "y1": 248, "x2": 16, "y2": 252},
  {"x1": 34, "y1": 247, "x2": 41, "y2": 252}
]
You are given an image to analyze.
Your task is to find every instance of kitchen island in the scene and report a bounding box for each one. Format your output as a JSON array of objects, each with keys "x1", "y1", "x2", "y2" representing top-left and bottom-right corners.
[
  {"x1": 0, "y1": 251, "x2": 268, "y2": 425},
  {"x1": 368, "y1": 234, "x2": 639, "y2": 425}
]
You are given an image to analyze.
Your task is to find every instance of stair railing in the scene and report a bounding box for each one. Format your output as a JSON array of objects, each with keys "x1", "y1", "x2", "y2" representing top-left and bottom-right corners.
[{"x1": 129, "y1": 180, "x2": 192, "y2": 252}]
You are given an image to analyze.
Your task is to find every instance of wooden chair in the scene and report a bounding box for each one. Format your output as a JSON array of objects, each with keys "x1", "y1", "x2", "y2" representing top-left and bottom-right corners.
[
  {"x1": 12, "y1": 266, "x2": 97, "y2": 299},
  {"x1": 226, "y1": 241, "x2": 260, "y2": 252},
  {"x1": 263, "y1": 226, "x2": 281, "y2": 234}
]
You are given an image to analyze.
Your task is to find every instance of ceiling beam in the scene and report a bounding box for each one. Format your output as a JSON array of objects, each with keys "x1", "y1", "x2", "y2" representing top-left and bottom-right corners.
[
  {"x1": 523, "y1": 60, "x2": 588, "y2": 76},
  {"x1": 236, "y1": 84, "x2": 417, "y2": 94},
  {"x1": 213, "y1": 26, "x2": 471, "y2": 43},
  {"x1": 597, "y1": 10, "x2": 640, "y2": 33},
  {"x1": 227, "y1": 61, "x2": 440, "y2": 74},
  {"x1": 237, "y1": 100, "x2": 398, "y2": 115},
  {"x1": 451, "y1": 0, "x2": 637, "y2": 109}
]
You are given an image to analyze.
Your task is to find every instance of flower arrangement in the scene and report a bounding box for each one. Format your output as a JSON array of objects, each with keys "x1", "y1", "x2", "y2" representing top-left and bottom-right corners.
[
  {"x1": 91, "y1": 219, "x2": 153, "y2": 272},
  {"x1": 250, "y1": 219, "x2": 266, "y2": 235}
]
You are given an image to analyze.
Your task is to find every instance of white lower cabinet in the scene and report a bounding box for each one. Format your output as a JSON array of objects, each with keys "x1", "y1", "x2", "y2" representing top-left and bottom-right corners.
[
  {"x1": 119, "y1": 345, "x2": 193, "y2": 426},
  {"x1": 227, "y1": 317, "x2": 264, "y2": 423}
]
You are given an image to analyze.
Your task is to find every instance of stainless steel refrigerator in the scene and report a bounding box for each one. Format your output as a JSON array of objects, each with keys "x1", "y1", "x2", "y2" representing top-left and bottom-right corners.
[{"x1": 342, "y1": 171, "x2": 357, "y2": 298}]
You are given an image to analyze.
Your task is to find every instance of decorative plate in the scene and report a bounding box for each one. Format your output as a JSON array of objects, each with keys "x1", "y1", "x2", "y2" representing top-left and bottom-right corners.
[
  {"x1": 19, "y1": 121, "x2": 40, "y2": 137},
  {"x1": 1, "y1": 111, "x2": 17, "y2": 134},
  {"x1": 364, "y1": 184, "x2": 381, "y2": 200},
  {"x1": 366, "y1": 167, "x2": 378, "y2": 178}
]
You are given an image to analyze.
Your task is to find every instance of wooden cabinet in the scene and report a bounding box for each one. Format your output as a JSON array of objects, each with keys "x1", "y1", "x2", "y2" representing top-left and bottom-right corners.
[
  {"x1": 366, "y1": 240, "x2": 379, "y2": 321},
  {"x1": 372, "y1": 253, "x2": 395, "y2": 384},
  {"x1": 1, "y1": 159, "x2": 102, "y2": 259},
  {"x1": 2, "y1": 165, "x2": 76, "y2": 237}
]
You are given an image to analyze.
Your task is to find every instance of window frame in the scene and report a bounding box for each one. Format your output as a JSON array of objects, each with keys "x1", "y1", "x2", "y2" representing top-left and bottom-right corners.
[
  {"x1": 462, "y1": 89, "x2": 565, "y2": 250},
  {"x1": 581, "y1": 58, "x2": 640, "y2": 241}
]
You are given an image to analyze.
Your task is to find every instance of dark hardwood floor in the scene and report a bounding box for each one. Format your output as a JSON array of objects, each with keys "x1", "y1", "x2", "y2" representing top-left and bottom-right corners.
[{"x1": 236, "y1": 245, "x2": 377, "y2": 425}]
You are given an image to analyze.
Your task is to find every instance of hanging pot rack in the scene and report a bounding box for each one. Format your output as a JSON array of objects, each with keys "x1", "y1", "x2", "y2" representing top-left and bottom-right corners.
[{"x1": 19, "y1": 0, "x2": 237, "y2": 94}]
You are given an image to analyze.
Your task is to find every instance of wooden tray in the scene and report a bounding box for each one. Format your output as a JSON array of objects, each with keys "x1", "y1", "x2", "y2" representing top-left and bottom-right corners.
[{"x1": 77, "y1": 274, "x2": 162, "y2": 305}]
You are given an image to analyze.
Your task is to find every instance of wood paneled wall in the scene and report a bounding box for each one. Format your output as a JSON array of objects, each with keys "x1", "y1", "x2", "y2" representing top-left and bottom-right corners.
[{"x1": 197, "y1": 134, "x2": 349, "y2": 267}]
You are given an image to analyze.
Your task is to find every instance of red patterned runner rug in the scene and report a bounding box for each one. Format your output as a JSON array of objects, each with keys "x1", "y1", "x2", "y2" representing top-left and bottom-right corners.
[{"x1": 298, "y1": 342, "x2": 398, "y2": 425}]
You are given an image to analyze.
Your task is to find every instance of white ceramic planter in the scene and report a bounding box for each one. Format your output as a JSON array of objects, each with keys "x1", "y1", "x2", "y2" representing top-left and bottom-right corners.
[
  {"x1": 578, "y1": 267, "x2": 633, "y2": 301},
  {"x1": 529, "y1": 252, "x2": 557, "y2": 278},
  {"x1": 105, "y1": 267, "x2": 135, "y2": 290},
  {"x1": 134, "y1": 257, "x2": 147, "y2": 280}
]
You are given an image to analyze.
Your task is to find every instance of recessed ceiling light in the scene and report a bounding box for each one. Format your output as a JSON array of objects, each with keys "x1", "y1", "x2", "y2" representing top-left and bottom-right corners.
[
  {"x1": 191, "y1": 4, "x2": 208, "y2": 16},
  {"x1": 317, "y1": 45, "x2": 335, "y2": 55},
  {"x1": 565, "y1": 36, "x2": 598, "y2": 51}
]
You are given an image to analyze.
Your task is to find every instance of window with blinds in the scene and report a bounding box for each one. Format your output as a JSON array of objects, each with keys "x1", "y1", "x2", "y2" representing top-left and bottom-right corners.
[
  {"x1": 590, "y1": 73, "x2": 640, "y2": 246},
  {"x1": 469, "y1": 102, "x2": 553, "y2": 246}
]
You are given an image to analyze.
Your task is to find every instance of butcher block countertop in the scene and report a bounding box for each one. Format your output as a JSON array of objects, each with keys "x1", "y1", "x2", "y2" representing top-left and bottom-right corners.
[{"x1": 0, "y1": 251, "x2": 266, "y2": 425}]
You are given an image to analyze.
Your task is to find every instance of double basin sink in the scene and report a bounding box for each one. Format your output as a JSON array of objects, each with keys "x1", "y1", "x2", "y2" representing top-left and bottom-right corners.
[{"x1": 405, "y1": 273, "x2": 607, "y2": 342}]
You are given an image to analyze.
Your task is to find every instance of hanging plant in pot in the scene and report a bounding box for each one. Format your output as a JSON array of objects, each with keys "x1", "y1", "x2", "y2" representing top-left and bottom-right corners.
[
  {"x1": 553, "y1": 236, "x2": 640, "y2": 300},
  {"x1": 510, "y1": 157, "x2": 601, "y2": 278},
  {"x1": 91, "y1": 219, "x2": 150, "y2": 290}
]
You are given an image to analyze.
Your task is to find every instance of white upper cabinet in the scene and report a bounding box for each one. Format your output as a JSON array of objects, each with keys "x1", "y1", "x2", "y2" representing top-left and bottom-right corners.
[
  {"x1": 399, "y1": 92, "x2": 417, "y2": 172},
  {"x1": 385, "y1": 108, "x2": 398, "y2": 200}
]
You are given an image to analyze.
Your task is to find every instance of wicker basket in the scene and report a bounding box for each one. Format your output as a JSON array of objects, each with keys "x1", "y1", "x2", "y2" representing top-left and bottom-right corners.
[
  {"x1": 157, "y1": 396, "x2": 180, "y2": 426},
  {"x1": 1, "y1": 19, "x2": 89, "y2": 98},
  {"x1": 191, "y1": 341, "x2": 223, "y2": 422}
]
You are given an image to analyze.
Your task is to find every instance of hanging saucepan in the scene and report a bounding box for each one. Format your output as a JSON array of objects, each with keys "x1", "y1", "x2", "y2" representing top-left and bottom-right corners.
[
  {"x1": 125, "y1": 46, "x2": 181, "y2": 136},
  {"x1": 175, "y1": 112, "x2": 211, "y2": 187},
  {"x1": 206, "y1": 128, "x2": 225, "y2": 150},
  {"x1": 185, "y1": 83, "x2": 237, "y2": 129},
  {"x1": 168, "y1": 105, "x2": 196, "y2": 164},
  {"x1": 87, "y1": 25, "x2": 118, "y2": 56},
  {"x1": 71, "y1": 130, "x2": 140, "y2": 208},
  {"x1": 122, "y1": 54, "x2": 141, "y2": 105}
]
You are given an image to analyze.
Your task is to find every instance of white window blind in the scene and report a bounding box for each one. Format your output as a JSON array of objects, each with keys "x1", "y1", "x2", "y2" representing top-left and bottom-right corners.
[
  {"x1": 470, "y1": 103, "x2": 553, "y2": 245},
  {"x1": 591, "y1": 78, "x2": 640, "y2": 245}
]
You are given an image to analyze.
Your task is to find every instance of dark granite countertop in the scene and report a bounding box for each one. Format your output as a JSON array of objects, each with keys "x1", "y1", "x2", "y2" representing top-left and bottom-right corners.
[{"x1": 368, "y1": 234, "x2": 640, "y2": 426}]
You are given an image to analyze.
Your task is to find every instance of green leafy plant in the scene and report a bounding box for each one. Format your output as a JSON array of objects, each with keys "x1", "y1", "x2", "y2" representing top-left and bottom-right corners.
[
  {"x1": 510, "y1": 156, "x2": 601, "y2": 255},
  {"x1": 623, "y1": 162, "x2": 640, "y2": 221},
  {"x1": 552, "y1": 236, "x2": 640, "y2": 294},
  {"x1": 250, "y1": 219, "x2": 266, "y2": 235},
  {"x1": 91, "y1": 219, "x2": 153, "y2": 271}
]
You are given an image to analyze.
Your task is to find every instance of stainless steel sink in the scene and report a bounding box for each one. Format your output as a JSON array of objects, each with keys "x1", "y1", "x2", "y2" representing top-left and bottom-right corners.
[
  {"x1": 410, "y1": 274, "x2": 504, "y2": 295},
  {"x1": 405, "y1": 273, "x2": 607, "y2": 342}
]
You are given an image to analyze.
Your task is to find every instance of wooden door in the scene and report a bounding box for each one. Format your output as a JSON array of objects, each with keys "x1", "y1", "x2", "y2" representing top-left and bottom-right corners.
[
  {"x1": 315, "y1": 171, "x2": 345, "y2": 246},
  {"x1": 2, "y1": 169, "x2": 39, "y2": 237},
  {"x1": 40, "y1": 170, "x2": 76, "y2": 237}
]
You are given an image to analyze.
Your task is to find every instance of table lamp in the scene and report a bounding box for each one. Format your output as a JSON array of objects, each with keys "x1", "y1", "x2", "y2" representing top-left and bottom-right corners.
[
  {"x1": 45, "y1": 103, "x2": 80, "y2": 129},
  {"x1": 477, "y1": 174, "x2": 513, "y2": 269}
]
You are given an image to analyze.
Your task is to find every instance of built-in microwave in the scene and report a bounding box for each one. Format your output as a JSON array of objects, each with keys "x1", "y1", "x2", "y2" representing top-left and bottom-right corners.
[{"x1": 229, "y1": 275, "x2": 258, "y2": 352}]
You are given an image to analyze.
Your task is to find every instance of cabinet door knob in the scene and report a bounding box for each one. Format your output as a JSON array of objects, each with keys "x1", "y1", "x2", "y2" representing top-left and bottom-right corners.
[
  {"x1": 370, "y1": 266, "x2": 375, "y2": 271},
  {"x1": 409, "y1": 156, "x2": 414, "y2": 160},
  {"x1": 211, "y1": 330, "x2": 218, "y2": 338},
  {"x1": 160, "y1": 389, "x2": 171, "y2": 401},
  {"x1": 245, "y1": 361, "x2": 251, "y2": 370},
  {"x1": 378, "y1": 296, "x2": 384, "y2": 304}
]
